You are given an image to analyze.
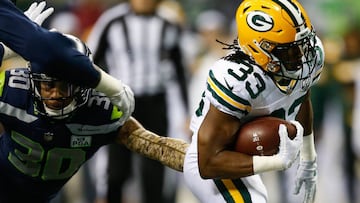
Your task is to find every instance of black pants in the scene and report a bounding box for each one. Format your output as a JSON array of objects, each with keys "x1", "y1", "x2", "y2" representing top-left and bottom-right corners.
[{"x1": 107, "y1": 93, "x2": 172, "y2": 203}]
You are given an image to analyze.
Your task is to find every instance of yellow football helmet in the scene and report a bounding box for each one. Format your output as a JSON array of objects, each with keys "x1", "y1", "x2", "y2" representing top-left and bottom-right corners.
[{"x1": 236, "y1": 0, "x2": 317, "y2": 93}]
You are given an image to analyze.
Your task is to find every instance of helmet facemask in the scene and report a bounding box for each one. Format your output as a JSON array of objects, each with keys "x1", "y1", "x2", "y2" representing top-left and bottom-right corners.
[
  {"x1": 29, "y1": 33, "x2": 92, "y2": 120},
  {"x1": 257, "y1": 30, "x2": 317, "y2": 94},
  {"x1": 30, "y1": 73, "x2": 89, "y2": 120}
]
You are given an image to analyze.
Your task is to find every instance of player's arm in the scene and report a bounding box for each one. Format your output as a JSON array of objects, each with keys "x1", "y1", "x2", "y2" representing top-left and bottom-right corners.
[
  {"x1": 0, "y1": 0, "x2": 99, "y2": 87},
  {"x1": 197, "y1": 103, "x2": 303, "y2": 179},
  {"x1": 294, "y1": 90, "x2": 317, "y2": 203},
  {"x1": 197, "y1": 104, "x2": 254, "y2": 179},
  {"x1": 116, "y1": 117, "x2": 189, "y2": 172},
  {"x1": 0, "y1": 1, "x2": 53, "y2": 63},
  {"x1": 296, "y1": 91, "x2": 313, "y2": 135},
  {"x1": 0, "y1": 0, "x2": 134, "y2": 120},
  {"x1": 0, "y1": 0, "x2": 49, "y2": 62},
  {"x1": 0, "y1": 42, "x2": 17, "y2": 61}
]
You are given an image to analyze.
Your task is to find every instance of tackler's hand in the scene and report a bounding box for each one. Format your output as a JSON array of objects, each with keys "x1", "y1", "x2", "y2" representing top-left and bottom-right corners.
[
  {"x1": 24, "y1": 1, "x2": 54, "y2": 26},
  {"x1": 93, "y1": 66, "x2": 135, "y2": 124},
  {"x1": 109, "y1": 84, "x2": 135, "y2": 125}
]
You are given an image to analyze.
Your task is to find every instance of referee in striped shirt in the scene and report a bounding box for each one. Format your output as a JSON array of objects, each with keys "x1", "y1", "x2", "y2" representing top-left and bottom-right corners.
[{"x1": 87, "y1": 0, "x2": 189, "y2": 202}]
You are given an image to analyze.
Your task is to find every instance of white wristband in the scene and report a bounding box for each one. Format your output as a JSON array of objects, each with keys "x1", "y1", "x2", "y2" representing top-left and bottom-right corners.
[
  {"x1": 1, "y1": 43, "x2": 17, "y2": 60},
  {"x1": 253, "y1": 155, "x2": 285, "y2": 174},
  {"x1": 301, "y1": 132, "x2": 316, "y2": 161},
  {"x1": 94, "y1": 65, "x2": 125, "y2": 97}
]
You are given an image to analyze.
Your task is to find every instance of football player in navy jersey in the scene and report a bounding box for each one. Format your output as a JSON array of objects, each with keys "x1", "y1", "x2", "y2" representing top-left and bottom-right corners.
[
  {"x1": 0, "y1": 32, "x2": 132, "y2": 202},
  {"x1": 0, "y1": 1, "x2": 188, "y2": 202},
  {"x1": 183, "y1": 0, "x2": 324, "y2": 203},
  {"x1": 0, "y1": 49, "x2": 187, "y2": 202}
]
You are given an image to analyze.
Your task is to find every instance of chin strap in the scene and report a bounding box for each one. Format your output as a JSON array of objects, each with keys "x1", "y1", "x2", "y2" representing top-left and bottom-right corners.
[
  {"x1": 273, "y1": 76, "x2": 297, "y2": 95},
  {"x1": 43, "y1": 100, "x2": 77, "y2": 119}
]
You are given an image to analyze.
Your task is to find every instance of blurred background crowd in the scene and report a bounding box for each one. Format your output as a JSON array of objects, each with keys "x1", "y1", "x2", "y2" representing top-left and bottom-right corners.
[{"x1": 8, "y1": 0, "x2": 360, "y2": 203}]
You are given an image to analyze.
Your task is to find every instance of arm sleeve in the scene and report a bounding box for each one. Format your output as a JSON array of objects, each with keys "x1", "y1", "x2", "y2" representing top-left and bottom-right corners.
[{"x1": 0, "y1": 0, "x2": 100, "y2": 87}]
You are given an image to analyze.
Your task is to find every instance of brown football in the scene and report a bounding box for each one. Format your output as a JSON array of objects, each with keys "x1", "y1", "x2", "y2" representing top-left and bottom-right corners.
[{"x1": 234, "y1": 117, "x2": 297, "y2": 156}]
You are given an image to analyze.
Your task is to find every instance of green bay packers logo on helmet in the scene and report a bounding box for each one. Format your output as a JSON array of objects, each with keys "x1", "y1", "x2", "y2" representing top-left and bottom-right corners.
[{"x1": 246, "y1": 11, "x2": 273, "y2": 32}]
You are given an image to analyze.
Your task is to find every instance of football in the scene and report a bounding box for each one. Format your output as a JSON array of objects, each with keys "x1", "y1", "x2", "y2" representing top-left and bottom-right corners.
[{"x1": 234, "y1": 117, "x2": 297, "y2": 156}]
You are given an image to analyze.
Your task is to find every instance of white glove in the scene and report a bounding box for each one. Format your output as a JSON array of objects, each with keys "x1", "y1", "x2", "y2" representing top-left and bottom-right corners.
[
  {"x1": 294, "y1": 133, "x2": 317, "y2": 203},
  {"x1": 294, "y1": 159, "x2": 317, "y2": 203},
  {"x1": 279, "y1": 121, "x2": 304, "y2": 168},
  {"x1": 253, "y1": 121, "x2": 303, "y2": 173},
  {"x1": 109, "y1": 84, "x2": 135, "y2": 125},
  {"x1": 93, "y1": 66, "x2": 135, "y2": 124},
  {"x1": 24, "y1": 1, "x2": 54, "y2": 26}
]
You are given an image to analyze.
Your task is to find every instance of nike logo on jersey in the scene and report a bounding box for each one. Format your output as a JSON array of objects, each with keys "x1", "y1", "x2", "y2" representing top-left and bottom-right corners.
[{"x1": 224, "y1": 78, "x2": 234, "y2": 90}]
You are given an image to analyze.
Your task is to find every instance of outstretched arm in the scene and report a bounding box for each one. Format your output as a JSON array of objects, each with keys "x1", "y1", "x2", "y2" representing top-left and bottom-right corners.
[
  {"x1": 0, "y1": 1, "x2": 53, "y2": 62},
  {"x1": 197, "y1": 104, "x2": 302, "y2": 179},
  {"x1": 0, "y1": 1, "x2": 134, "y2": 120},
  {"x1": 0, "y1": 0, "x2": 99, "y2": 87},
  {"x1": 117, "y1": 117, "x2": 189, "y2": 172}
]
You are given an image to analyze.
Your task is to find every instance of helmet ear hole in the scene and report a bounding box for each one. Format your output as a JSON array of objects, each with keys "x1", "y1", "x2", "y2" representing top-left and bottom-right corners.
[{"x1": 266, "y1": 63, "x2": 280, "y2": 73}]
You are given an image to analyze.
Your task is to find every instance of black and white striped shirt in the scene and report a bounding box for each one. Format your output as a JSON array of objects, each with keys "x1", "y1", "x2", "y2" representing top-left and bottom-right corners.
[{"x1": 87, "y1": 3, "x2": 188, "y2": 105}]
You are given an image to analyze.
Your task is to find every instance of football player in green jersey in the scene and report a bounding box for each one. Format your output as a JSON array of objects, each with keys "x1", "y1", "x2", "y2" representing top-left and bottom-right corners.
[{"x1": 183, "y1": 0, "x2": 324, "y2": 202}]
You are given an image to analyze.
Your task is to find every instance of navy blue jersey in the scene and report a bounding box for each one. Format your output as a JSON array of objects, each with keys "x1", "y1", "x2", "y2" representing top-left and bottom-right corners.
[
  {"x1": 0, "y1": 68, "x2": 122, "y2": 202},
  {"x1": 0, "y1": 0, "x2": 100, "y2": 88}
]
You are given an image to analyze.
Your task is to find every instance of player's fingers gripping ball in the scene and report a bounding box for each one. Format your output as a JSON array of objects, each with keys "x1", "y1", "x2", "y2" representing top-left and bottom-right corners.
[
  {"x1": 234, "y1": 117, "x2": 297, "y2": 156},
  {"x1": 238, "y1": 117, "x2": 304, "y2": 174}
]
